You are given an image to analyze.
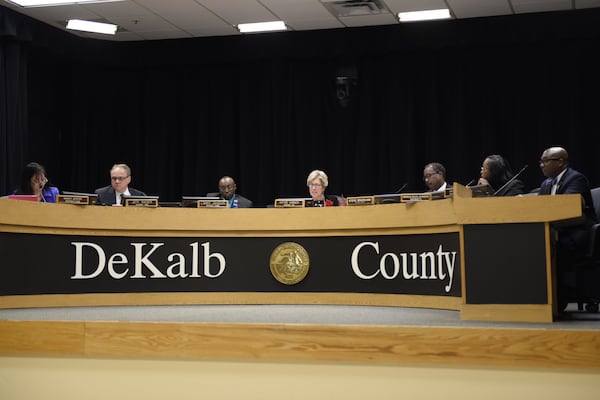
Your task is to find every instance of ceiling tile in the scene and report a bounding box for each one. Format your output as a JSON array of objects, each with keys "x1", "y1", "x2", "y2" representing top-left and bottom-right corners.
[
  {"x1": 82, "y1": 0, "x2": 155, "y2": 18},
  {"x1": 576, "y1": 0, "x2": 600, "y2": 8},
  {"x1": 135, "y1": 0, "x2": 231, "y2": 31},
  {"x1": 136, "y1": 30, "x2": 193, "y2": 40},
  {"x1": 447, "y1": 0, "x2": 512, "y2": 19},
  {"x1": 197, "y1": 0, "x2": 278, "y2": 24},
  {"x1": 512, "y1": 0, "x2": 572, "y2": 14}
]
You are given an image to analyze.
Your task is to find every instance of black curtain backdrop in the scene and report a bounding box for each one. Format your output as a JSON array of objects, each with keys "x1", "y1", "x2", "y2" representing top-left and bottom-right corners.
[{"x1": 1, "y1": 6, "x2": 599, "y2": 206}]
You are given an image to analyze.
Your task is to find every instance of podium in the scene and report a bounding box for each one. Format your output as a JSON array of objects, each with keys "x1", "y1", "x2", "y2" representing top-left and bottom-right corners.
[{"x1": 0, "y1": 184, "x2": 583, "y2": 323}]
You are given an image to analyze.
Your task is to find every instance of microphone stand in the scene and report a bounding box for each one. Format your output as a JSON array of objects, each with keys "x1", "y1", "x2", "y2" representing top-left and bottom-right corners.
[
  {"x1": 394, "y1": 183, "x2": 408, "y2": 194},
  {"x1": 493, "y1": 165, "x2": 528, "y2": 196}
]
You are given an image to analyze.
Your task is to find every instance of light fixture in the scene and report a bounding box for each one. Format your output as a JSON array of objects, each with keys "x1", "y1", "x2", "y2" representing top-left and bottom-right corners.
[
  {"x1": 66, "y1": 19, "x2": 118, "y2": 35},
  {"x1": 237, "y1": 21, "x2": 287, "y2": 34},
  {"x1": 398, "y1": 8, "x2": 451, "y2": 22},
  {"x1": 7, "y1": 0, "x2": 123, "y2": 7}
]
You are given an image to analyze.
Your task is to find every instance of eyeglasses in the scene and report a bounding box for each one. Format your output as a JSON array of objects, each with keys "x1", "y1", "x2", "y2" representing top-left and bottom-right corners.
[
  {"x1": 219, "y1": 185, "x2": 235, "y2": 191},
  {"x1": 423, "y1": 172, "x2": 439, "y2": 180},
  {"x1": 309, "y1": 183, "x2": 323, "y2": 188},
  {"x1": 538, "y1": 158, "x2": 562, "y2": 165},
  {"x1": 111, "y1": 176, "x2": 129, "y2": 181}
]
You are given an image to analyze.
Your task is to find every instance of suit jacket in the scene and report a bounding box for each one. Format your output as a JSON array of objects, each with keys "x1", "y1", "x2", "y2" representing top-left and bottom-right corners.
[
  {"x1": 539, "y1": 168, "x2": 597, "y2": 224},
  {"x1": 206, "y1": 192, "x2": 253, "y2": 208},
  {"x1": 538, "y1": 167, "x2": 597, "y2": 255},
  {"x1": 494, "y1": 179, "x2": 525, "y2": 196},
  {"x1": 95, "y1": 185, "x2": 147, "y2": 206}
]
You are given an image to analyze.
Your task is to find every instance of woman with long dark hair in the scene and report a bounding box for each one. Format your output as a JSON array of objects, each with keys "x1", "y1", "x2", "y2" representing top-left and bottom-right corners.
[
  {"x1": 13, "y1": 162, "x2": 59, "y2": 202},
  {"x1": 477, "y1": 155, "x2": 525, "y2": 196}
]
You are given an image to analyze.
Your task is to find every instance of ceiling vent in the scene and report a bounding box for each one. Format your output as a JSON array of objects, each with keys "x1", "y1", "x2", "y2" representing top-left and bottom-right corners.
[{"x1": 321, "y1": 0, "x2": 389, "y2": 17}]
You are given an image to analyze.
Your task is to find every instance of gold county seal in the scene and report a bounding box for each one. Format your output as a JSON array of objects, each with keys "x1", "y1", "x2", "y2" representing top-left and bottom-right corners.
[{"x1": 269, "y1": 242, "x2": 310, "y2": 285}]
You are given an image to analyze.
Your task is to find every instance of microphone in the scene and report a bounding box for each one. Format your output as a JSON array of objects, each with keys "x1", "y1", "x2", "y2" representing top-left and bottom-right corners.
[
  {"x1": 493, "y1": 165, "x2": 528, "y2": 196},
  {"x1": 394, "y1": 183, "x2": 408, "y2": 194},
  {"x1": 464, "y1": 179, "x2": 475, "y2": 187}
]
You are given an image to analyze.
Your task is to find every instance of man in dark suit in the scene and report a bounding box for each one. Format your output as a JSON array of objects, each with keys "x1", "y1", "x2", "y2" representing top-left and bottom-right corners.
[
  {"x1": 207, "y1": 176, "x2": 253, "y2": 208},
  {"x1": 95, "y1": 163, "x2": 146, "y2": 205},
  {"x1": 538, "y1": 146, "x2": 598, "y2": 309}
]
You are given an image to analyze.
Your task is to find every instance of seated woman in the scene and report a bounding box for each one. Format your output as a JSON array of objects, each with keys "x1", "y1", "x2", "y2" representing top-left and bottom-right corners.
[
  {"x1": 477, "y1": 154, "x2": 525, "y2": 196},
  {"x1": 13, "y1": 162, "x2": 59, "y2": 203},
  {"x1": 307, "y1": 169, "x2": 339, "y2": 207}
]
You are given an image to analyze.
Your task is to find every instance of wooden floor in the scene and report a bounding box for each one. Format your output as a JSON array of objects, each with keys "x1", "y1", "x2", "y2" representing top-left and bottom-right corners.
[{"x1": 1, "y1": 304, "x2": 599, "y2": 370}]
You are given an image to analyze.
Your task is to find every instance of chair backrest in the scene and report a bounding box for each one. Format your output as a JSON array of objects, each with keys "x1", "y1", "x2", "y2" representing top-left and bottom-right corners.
[
  {"x1": 334, "y1": 195, "x2": 347, "y2": 206},
  {"x1": 591, "y1": 187, "x2": 600, "y2": 221}
]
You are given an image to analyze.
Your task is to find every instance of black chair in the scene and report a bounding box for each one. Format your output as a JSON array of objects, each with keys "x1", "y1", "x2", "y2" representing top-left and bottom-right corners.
[
  {"x1": 574, "y1": 187, "x2": 600, "y2": 312},
  {"x1": 592, "y1": 187, "x2": 600, "y2": 220}
]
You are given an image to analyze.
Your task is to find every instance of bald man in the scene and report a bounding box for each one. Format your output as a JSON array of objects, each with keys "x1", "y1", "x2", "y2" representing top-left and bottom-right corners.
[
  {"x1": 207, "y1": 176, "x2": 253, "y2": 208},
  {"x1": 538, "y1": 146, "x2": 597, "y2": 310}
]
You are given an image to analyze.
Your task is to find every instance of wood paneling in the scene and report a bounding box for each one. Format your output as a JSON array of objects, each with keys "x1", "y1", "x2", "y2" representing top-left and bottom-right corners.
[{"x1": 1, "y1": 320, "x2": 598, "y2": 369}]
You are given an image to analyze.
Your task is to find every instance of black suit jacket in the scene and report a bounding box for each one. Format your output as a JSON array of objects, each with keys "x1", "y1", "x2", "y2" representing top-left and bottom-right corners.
[
  {"x1": 95, "y1": 185, "x2": 147, "y2": 206},
  {"x1": 206, "y1": 192, "x2": 253, "y2": 208},
  {"x1": 494, "y1": 178, "x2": 525, "y2": 196}
]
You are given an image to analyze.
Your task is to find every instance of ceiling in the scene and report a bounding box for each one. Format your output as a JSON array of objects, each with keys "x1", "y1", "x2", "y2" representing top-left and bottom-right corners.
[{"x1": 3, "y1": 0, "x2": 600, "y2": 41}]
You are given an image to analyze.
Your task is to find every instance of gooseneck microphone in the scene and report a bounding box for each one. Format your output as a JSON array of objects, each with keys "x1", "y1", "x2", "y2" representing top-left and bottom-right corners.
[
  {"x1": 394, "y1": 183, "x2": 408, "y2": 194},
  {"x1": 493, "y1": 165, "x2": 528, "y2": 196},
  {"x1": 464, "y1": 179, "x2": 475, "y2": 187}
]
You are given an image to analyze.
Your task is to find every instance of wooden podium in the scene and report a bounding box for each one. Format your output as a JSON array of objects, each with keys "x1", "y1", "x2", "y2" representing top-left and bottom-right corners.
[{"x1": 0, "y1": 184, "x2": 583, "y2": 323}]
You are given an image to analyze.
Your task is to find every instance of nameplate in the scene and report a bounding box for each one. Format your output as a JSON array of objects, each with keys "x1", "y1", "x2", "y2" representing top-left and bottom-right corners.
[
  {"x1": 346, "y1": 196, "x2": 375, "y2": 206},
  {"x1": 400, "y1": 192, "x2": 445, "y2": 203},
  {"x1": 197, "y1": 199, "x2": 228, "y2": 208},
  {"x1": 56, "y1": 195, "x2": 92, "y2": 205},
  {"x1": 274, "y1": 198, "x2": 306, "y2": 208},
  {"x1": 445, "y1": 188, "x2": 454, "y2": 198},
  {"x1": 124, "y1": 198, "x2": 159, "y2": 208}
]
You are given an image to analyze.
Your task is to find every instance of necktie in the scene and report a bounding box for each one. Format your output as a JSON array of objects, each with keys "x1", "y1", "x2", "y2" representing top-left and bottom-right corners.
[{"x1": 550, "y1": 177, "x2": 558, "y2": 195}]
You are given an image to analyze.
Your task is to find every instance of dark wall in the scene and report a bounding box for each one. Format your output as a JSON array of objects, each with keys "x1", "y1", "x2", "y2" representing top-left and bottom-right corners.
[{"x1": 2, "y1": 6, "x2": 599, "y2": 206}]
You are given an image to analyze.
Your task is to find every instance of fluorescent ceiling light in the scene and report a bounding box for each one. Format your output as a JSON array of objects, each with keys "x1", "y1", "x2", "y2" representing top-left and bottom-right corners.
[
  {"x1": 237, "y1": 21, "x2": 287, "y2": 34},
  {"x1": 66, "y1": 19, "x2": 118, "y2": 35},
  {"x1": 7, "y1": 0, "x2": 123, "y2": 7},
  {"x1": 398, "y1": 9, "x2": 451, "y2": 22}
]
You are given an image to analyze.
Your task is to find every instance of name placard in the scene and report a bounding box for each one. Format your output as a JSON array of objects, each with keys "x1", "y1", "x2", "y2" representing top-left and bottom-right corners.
[
  {"x1": 400, "y1": 192, "x2": 445, "y2": 203},
  {"x1": 56, "y1": 194, "x2": 93, "y2": 205},
  {"x1": 274, "y1": 198, "x2": 307, "y2": 208},
  {"x1": 125, "y1": 198, "x2": 159, "y2": 208},
  {"x1": 346, "y1": 196, "x2": 375, "y2": 206},
  {"x1": 197, "y1": 199, "x2": 228, "y2": 208}
]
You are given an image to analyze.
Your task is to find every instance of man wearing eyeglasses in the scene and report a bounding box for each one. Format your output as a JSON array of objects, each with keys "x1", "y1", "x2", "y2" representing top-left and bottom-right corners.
[
  {"x1": 423, "y1": 162, "x2": 448, "y2": 192},
  {"x1": 207, "y1": 176, "x2": 253, "y2": 208},
  {"x1": 95, "y1": 163, "x2": 146, "y2": 206},
  {"x1": 538, "y1": 146, "x2": 598, "y2": 310}
]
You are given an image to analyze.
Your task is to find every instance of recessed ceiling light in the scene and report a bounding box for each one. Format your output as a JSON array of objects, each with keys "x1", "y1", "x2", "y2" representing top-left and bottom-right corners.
[
  {"x1": 237, "y1": 21, "x2": 287, "y2": 34},
  {"x1": 66, "y1": 19, "x2": 118, "y2": 35},
  {"x1": 398, "y1": 9, "x2": 452, "y2": 22},
  {"x1": 7, "y1": 0, "x2": 124, "y2": 7}
]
